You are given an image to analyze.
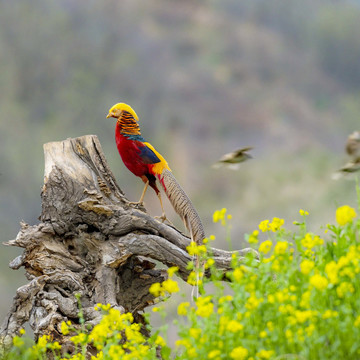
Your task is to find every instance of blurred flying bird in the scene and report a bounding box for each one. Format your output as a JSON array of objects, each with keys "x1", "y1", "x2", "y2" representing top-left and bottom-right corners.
[
  {"x1": 107, "y1": 103, "x2": 205, "y2": 246},
  {"x1": 212, "y1": 147, "x2": 253, "y2": 170},
  {"x1": 332, "y1": 131, "x2": 360, "y2": 179}
]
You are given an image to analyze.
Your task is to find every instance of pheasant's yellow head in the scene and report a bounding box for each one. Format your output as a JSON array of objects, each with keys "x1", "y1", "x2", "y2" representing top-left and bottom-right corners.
[{"x1": 106, "y1": 103, "x2": 139, "y2": 121}]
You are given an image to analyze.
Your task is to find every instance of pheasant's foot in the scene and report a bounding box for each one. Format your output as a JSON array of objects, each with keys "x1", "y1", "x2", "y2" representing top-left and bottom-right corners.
[{"x1": 155, "y1": 213, "x2": 173, "y2": 225}]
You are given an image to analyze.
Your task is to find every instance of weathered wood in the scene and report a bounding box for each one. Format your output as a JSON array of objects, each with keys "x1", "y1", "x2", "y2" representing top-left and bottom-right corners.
[{"x1": 0, "y1": 135, "x2": 257, "y2": 352}]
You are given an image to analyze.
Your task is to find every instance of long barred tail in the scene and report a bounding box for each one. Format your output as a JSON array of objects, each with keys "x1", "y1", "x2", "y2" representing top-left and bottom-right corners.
[{"x1": 157, "y1": 169, "x2": 205, "y2": 244}]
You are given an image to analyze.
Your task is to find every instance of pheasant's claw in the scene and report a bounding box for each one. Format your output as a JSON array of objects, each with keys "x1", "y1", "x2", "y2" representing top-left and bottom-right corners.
[{"x1": 155, "y1": 213, "x2": 173, "y2": 225}]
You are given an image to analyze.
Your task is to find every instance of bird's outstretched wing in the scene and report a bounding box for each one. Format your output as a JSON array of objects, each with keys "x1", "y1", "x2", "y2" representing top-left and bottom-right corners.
[{"x1": 213, "y1": 146, "x2": 253, "y2": 170}]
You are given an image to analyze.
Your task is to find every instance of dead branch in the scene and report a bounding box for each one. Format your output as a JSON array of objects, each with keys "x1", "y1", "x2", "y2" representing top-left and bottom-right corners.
[{"x1": 0, "y1": 135, "x2": 257, "y2": 352}]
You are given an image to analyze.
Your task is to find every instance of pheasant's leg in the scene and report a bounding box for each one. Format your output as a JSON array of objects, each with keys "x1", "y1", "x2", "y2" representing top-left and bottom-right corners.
[
  {"x1": 129, "y1": 179, "x2": 149, "y2": 206},
  {"x1": 155, "y1": 192, "x2": 173, "y2": 225}
]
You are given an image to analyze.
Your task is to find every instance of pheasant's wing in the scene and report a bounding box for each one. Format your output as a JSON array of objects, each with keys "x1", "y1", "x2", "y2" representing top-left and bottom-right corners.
[{"x1": 138, "y1": 143, "x2": 161, "y2": 164}]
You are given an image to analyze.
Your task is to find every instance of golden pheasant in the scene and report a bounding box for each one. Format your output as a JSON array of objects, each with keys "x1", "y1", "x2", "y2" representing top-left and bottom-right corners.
[{"x1": 107, "y1": 103, "x2": 205, "y2": 245}]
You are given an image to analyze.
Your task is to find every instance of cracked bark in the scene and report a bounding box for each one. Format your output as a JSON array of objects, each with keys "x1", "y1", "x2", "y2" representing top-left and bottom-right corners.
[{"x1": 0, "y1": 135, "x2": 257, "y2": 353}]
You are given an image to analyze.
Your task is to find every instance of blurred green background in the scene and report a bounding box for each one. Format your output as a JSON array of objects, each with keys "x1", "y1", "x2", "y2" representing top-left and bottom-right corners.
[{"x1": 1, "y1": 0, "x2": 360, "y2": 325}]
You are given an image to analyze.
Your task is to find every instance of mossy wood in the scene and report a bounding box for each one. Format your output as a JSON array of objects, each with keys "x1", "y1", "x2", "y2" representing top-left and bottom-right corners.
[{"x1": 0, "y1": 135, "x2": 255, "y2": 351}]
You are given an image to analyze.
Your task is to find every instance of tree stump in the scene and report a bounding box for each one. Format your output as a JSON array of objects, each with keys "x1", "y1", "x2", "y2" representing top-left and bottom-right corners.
[{"x1": 0, "y1": 135, "x2": 256, "y2": 352}]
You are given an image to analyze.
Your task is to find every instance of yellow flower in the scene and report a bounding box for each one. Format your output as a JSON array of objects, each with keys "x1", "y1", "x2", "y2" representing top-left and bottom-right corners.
[
  {"x1": 257, "y1": 349, "x2": 275, "y2": 359},
  {"x1": 155, "y1": 335, "x2": 166, "y2": 347},
  {"x1": 213, "y1": 208, "x2": 227, "y2": 223},
  {"x1": 149, "y1": 282, "x2": 164, "y2": 297},
  {"x1": 37, "y1": 335, "x2": 50, "y2": 349},
  {"x1": 219, "y1": 295, "x2": 233, "y2": 304},
  {"x1": 227, "y1": 320, "x2": 244, "y2": 332},
  {"x1": 354, "y1": 315, "x2": 360, "y2": 327},
  {"x1": 50, "y1": 341, "x2": 62, "y2": 351},
  {"x1": 245, "y1": 294, "x2": 262, "y2": 311},
  {"x1": 322, "y1": 310, "x2": 338, "y2": 319},
  {"x1": 189, "y1": 328, "x2": 202, "y2": 339},
  {"x1": 300, "y1": 259, "x2": 315, "y2": 275},
  {"x1": 98, "y1": 303, "x2": 111, "y2": 311},
  {"x1": 167, "y1": 266, "x2": 179, "y2": 277},
  {"x1": 176, "y1": 339, "x2": 191, "y2": 348},
  {"x1": 125, "y1": 325, "x2": 145, "y2": 344},
  {"x1": 187, "y1": 271, "x2": 197, "y2": 286},
  {"x1": 337, "y1": 255, "x2": 350, "y2": 269},
  {"x1": 233, "y1": 267, "x2": 244, "y2": 282},
  {"x1": 19, "y1": 328, "x2": 26, "y2": 335},
  {"x1": 340, "y1": 267, "x2": 355, "y2": 279},
  {"x1": 299, "y1": 209, "x2": 309, "y2": 216},
  {"x1": 162, "y1": 279, "x2": 179, "y2": 294},
  {"x1": 259, "y1": 240, "x2": 272, "y2": 254},
  {"x1": 206, "y1": 258, "x2": 215, "y2": 268},
  {"x1": 301, "y1": 233, "x2": 324, "y2": 249},
  {"x1": 196, "y1": 296, "x2": 214, "y2": 318},
  {"x1": 275, "y1": 289, "x2": 289, "y2": 303},
  {"x1": 108, "y1": 345, "x2": 125, "y2": 358},
  {"x1": 187, "y1": 241, "x2": 206, "y2": 256},
  {"x1": 336, "y1": 205, "x2": 357, "y2": 226},
  {"x1": 71, "y1": 333, "x2": 87, "y2": 345},
  {"x1": 271, "y1": 259, "x2": 281, "y2": 272},
  {"x1": 259, "y1": 220, "x2": 270, "y2": 232},
  {"x1": 269, "y1": 217, "x2": 284, "y2": 232},
  {"x1": 178, "y1": 302, "x2": 190, "y2": 316},
  {"x1": 196, "y1": 303, "x2": 214, "y2": 318},
  {"x1": 248, "y1": 230, "x2": 259, "y2": 244},
  {"x1": 91, "y1": 351, "x2": 103, "y2": 360},
  {"x1": 260, "y1": 331, "x2": 267, "y2": 338},
  {"x1": 310, "y1": 274, "x2": 328, "y2": 291},
  {"x1": 230, "y1": 346, "x2": 249, "y2": 360},
  {"x1": 325, "y1": 261, "x2": 339, "y2": 284},
  {"x1": 294, "y1": 310, "x2": 315, "y2": 324},
  {"x1": 208, "y1": 350, "x2": 221, "y2": 359},
  {"x1": 60, "y1": 321, "x2": 70, "y2": 335},
  {"x1": 274, "y1": 241, "x2": 288, "y2": 255}
]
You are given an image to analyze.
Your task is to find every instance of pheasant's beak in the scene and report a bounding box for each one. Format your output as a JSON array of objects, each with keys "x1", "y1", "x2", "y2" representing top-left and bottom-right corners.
[{"x1": 106, "y1": 113, "x2": 112, "y2": 119}]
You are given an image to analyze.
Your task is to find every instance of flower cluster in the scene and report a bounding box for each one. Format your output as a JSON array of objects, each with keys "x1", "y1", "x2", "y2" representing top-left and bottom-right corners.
[
  {"x1": 213, "y1": 207, "x2": 232, "y2": 226},
  {"x1": 336, "y1": 205, "x2": 357, "y2": 226},
  {"x1": 8, "y1": 204, "x2": 360, "y2": 360},
  {"x1": 173, "y1": 204, "x2": 360, "y2": 359},
  {"x1": 258, "y1": 217, "x2": 284, "y2": 232}
]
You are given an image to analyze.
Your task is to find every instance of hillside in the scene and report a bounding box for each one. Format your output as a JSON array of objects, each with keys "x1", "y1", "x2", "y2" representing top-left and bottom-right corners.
[{"x1": 1, "y1": 0, "x2": 360, "y2": 322}]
